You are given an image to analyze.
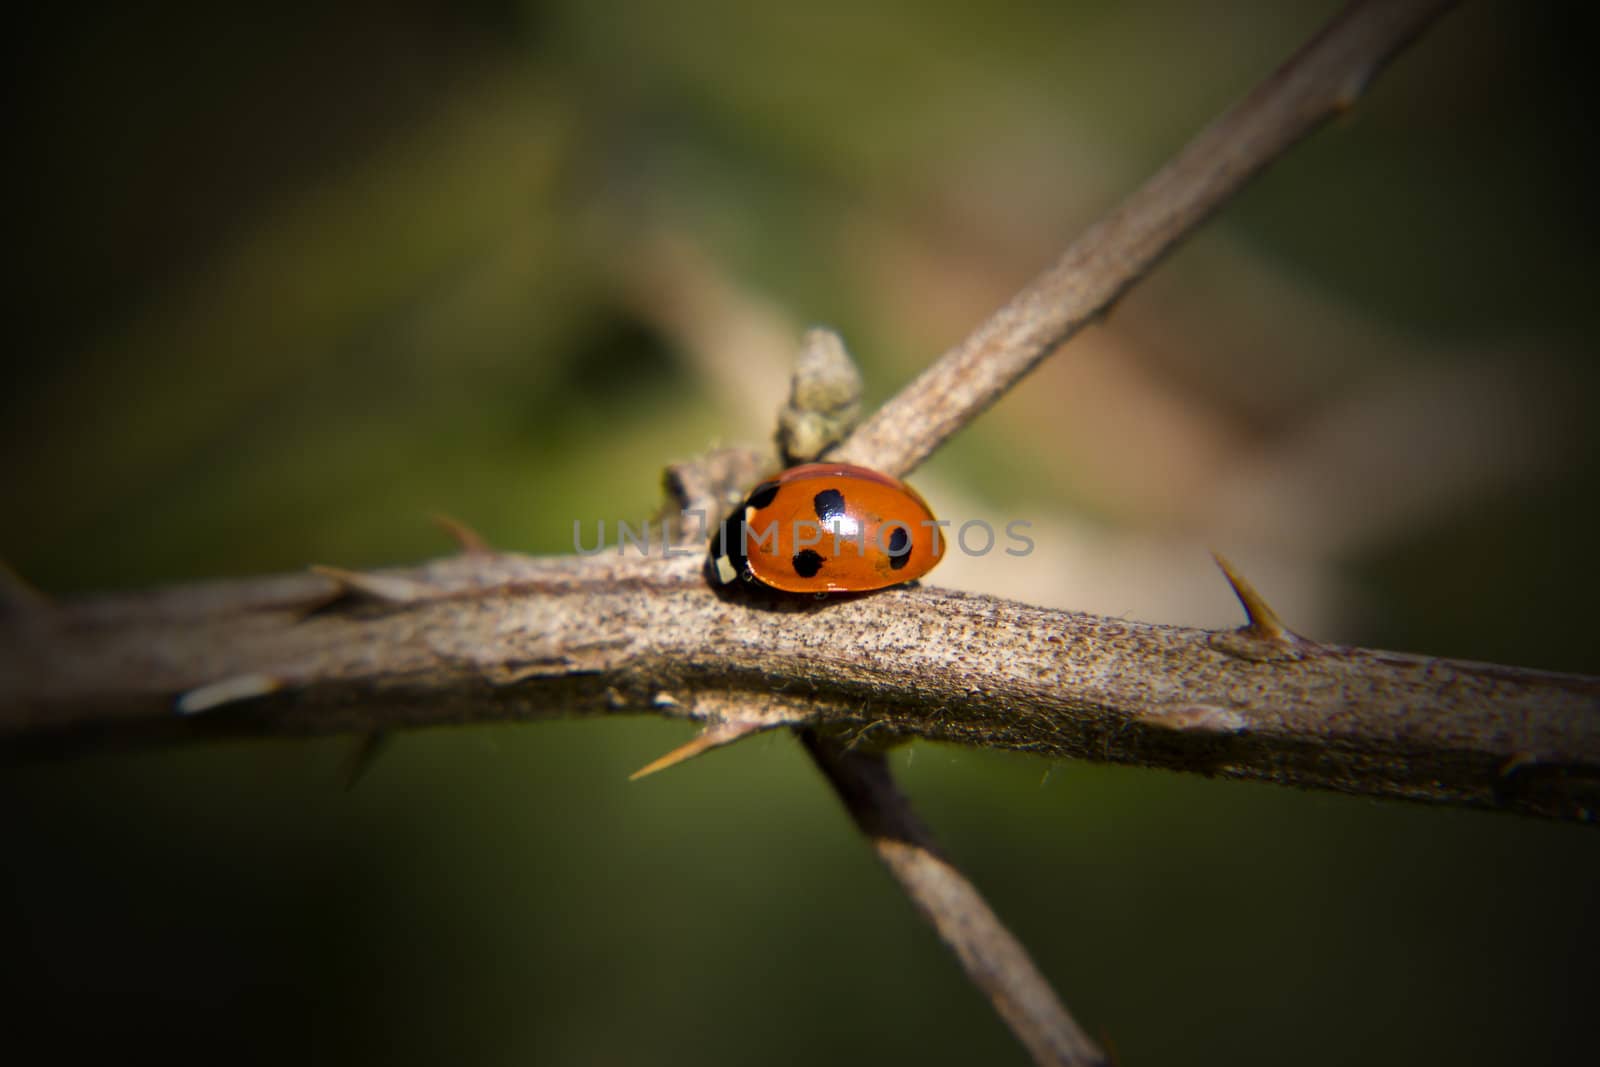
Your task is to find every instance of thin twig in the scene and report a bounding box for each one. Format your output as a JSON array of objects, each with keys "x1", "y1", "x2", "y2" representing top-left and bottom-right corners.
[
  {"x1": 802, "y1": 731, "x2": 1107, "y2": 1066},
  {"x1": 831, "y1": 0, "x2": 1460, "y2": 478}
]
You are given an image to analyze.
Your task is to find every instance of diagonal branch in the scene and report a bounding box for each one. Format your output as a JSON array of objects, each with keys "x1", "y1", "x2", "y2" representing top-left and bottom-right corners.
[
  {"x1": 832, "y1": 0, "x2": 1460, "y2": 478},
  {"x1": 802, "y1": 732, "x2": 1108, "y2": 1066}
]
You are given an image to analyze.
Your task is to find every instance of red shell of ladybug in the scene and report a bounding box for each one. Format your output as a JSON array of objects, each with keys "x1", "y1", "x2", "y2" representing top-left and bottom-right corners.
[{"x1": 709, "y1": 463, "x2": 944, "y2": 594}]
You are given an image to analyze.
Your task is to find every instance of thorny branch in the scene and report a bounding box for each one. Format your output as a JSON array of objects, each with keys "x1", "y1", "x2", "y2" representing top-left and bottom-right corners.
[
  {"x1": 4, "y1": 0, "x2": 1550, "y2": 817},
  {"x1": 4, "y1": 531, "x2": 1596, "y2": 819}
]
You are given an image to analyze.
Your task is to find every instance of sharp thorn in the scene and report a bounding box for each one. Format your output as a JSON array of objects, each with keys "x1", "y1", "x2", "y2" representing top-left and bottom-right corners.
[
  {"x1": 431, "y1": 513, "x2": 493, "y2": 555},
  {"x1": 1211, "y1": 552, "x2": 1293, "y2": 643},
  {"x1": 343, "y1": 731, "x2": 392, "y2": 789},
  {"x1": 629, "y1": 720, "x2": 768, "y2": 781},
  {"x1": 310, "y1": 565, "x2": 433, "y2": 604},
  {"x1": 175, "y1": 673, "x2": 284, "y2": 715}
]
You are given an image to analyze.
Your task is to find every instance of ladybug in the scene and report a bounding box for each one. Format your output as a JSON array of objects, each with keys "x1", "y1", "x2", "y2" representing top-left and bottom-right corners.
[{"x1": 709, "y1": 462, "x2": 945, "y2": 594}]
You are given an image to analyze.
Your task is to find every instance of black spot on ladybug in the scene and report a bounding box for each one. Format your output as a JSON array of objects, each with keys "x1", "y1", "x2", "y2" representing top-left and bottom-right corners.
[
  {"x1": 813, "y1": 488, "x2": 846, "y2": 523},
  {"x1": 746, "y1": 482, "x2": 780, "y2": 510},
  {"x1": 792, "y1": 549, "x2": 824, "y2": 578},
  {"x1": 887, "y1": 526, "x2": 911, "y2": 570}
]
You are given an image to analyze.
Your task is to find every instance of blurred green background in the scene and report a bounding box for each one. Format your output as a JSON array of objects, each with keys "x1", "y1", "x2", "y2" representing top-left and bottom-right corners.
[{"x1": 4, "y1": 2, "x2": 1597, "y2": 1064}]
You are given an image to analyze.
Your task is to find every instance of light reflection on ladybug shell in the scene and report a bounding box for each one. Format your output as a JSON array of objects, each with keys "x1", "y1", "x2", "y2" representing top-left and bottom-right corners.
[{"x1": 709, "y1": 463, "x2": 944, "y2": 594}]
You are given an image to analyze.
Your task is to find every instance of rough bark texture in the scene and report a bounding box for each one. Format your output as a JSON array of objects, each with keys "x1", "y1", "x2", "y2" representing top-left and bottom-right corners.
[{"x1": 6, "y1": 530, "x2": 1595, "y2": 822}]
